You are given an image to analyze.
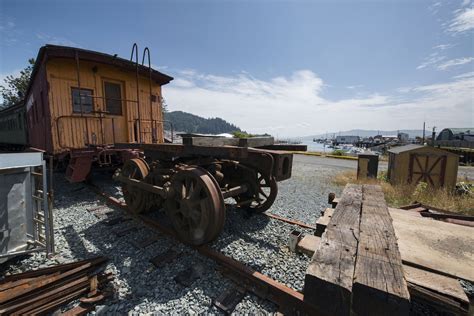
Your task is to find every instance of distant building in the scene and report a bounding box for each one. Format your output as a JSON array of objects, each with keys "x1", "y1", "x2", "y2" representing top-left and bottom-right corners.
[
  {"x1": 398, "y1": 132, "x2": 409, "y2": 142},
  {"x1": 436, "y1": 128, "x2": 473, "y2": 141},
  {"x1": 336, "y1": 135, "x2": 359, "y2": 144}
]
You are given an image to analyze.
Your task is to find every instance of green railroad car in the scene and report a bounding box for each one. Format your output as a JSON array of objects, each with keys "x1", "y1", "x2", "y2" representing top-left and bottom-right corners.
[{"x1": 0, "y1": 103, "x2": 28, "y2": 148}]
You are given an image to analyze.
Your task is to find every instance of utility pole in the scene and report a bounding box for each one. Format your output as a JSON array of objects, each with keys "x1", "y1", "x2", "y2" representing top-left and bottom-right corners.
[
  {"x1": 422, "y1": 122, "x2": 426, "y2": 144},
  {"x1": 432, "y1": 126, "x2": 436, "y2": 146}
]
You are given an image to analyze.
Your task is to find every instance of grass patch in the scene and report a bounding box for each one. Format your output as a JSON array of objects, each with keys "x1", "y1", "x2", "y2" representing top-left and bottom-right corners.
[{"x1": 332, "y1": 170, "x2": 474, "y2": 215}]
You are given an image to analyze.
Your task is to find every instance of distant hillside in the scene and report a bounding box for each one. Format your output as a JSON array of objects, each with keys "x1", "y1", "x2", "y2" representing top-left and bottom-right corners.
[
  {"x1": 302, "y1": 129, "x2": 425, "y2": 139},
  {"x1": 164, "y1": 111, "x2": 242, "y2": 134}
]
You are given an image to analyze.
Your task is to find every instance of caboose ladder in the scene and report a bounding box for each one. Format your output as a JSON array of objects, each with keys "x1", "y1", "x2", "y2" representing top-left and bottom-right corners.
[{"x1": 29, "y1": 162, "x2": 55, "y2": 255}]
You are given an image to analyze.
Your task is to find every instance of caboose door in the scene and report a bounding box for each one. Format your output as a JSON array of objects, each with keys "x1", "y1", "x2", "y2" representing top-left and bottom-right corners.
[
  {"x1": 102, "y1": 80, "x2": 128, "y2": 143},
  {"x1": 408, "y1": 154, "x2": 447, "y2": 187}
]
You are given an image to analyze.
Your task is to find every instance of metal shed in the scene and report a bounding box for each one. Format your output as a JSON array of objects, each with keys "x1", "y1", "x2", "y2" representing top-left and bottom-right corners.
[
  {"x1": 0, "y1": 151, "x2": 54, "y2": 262},
  {"x1": 387, "y1": 144, "x2": 459, "y2": 188}
]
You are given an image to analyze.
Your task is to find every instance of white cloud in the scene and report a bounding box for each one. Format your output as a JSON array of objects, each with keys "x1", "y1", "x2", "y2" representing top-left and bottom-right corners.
[
  {"x1": 346, "y1": 85, "x2": 364, "y2": 89},
  {"x1": 417, "y1": 54, "x2": 446, "y2": 69},
  {"x1": 437, "y1": 57, "x2": 474, "y2": 70},
  {"x1": 448, "y1": 7, "x2": 474, "y2": 33},
  {"x1": 164, "y1": 70, "x2": 473, "y2": 137},
  {"x1": 453, "y1": 71, "x2": 474, "y2": 79},
  {"x1": 0, "y1": 16, "x2": 20, "y2": 46},
  {"x1": 432, "y1": 43, "x2": 455, "y2": 50},
  {"x1": 172, "y1": 78, "x2": 195, "y2": 88},
  {"x1": 35, "y1": 33, "x2": 79, "y2": 47}
]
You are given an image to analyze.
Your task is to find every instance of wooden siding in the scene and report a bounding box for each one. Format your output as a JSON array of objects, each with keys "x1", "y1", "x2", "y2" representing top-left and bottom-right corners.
[
  {"x1": 46, "y1": 57, "x2": 164, "y2": 154},
  {"x1": 388, "y1": 146, "x2": 458, "y2": 188},
  {"x1": 27, "y1": 60, "x2": 53, "y2": 152}
]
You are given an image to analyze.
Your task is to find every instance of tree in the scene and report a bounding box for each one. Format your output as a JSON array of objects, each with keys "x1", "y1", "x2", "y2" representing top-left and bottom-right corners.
[
  {"x1": 0, "y1": 58, "x2": 35, "y2": 109},
  {"x1": 161, "y1": 97, "x2": 169, "y2": 113}
]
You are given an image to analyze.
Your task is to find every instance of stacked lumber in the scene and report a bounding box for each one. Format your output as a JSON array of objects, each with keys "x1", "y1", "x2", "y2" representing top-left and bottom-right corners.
[
  {"x1": 0, "y1": 257, "x2": 112, "y2": 315},
  {"x1": 304, "y1": 184, "x2": 410, "y2": 316},
  {"x1": 313, "y1": 190, "x2": 471, "y2": 315}
]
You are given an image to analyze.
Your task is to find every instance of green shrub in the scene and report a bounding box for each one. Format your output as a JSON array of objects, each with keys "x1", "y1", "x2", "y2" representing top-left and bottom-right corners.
[
  {"x1": 232, "y1": 131, "x2": 255, "y2": 138},
  {"x1": 377, "y1": 171, "x2": 388, "y2": 182},
  {"x1": 331, "y1": 149, "x2": 345, "y2": 156}
]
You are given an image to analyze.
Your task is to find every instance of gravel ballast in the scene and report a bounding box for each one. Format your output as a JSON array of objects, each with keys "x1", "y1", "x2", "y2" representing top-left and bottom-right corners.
[
  {"x1": 2, "y1": 154, "x2": 468, "y2": 315},
  {"x1": 1, "y1": 155, "x2": 342, "y2": 314}
]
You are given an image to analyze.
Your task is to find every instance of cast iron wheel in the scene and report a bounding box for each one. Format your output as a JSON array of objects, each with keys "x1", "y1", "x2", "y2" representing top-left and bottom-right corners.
[
  {"x1": 121, "y1": 158, "x2": 150, "y2": 214},
  {"x1": 235, "y1": 171, "x2": 278, "y2": 213},
  {"x1": 165, "y1": 167, "x2": 225, "y2": 245}
]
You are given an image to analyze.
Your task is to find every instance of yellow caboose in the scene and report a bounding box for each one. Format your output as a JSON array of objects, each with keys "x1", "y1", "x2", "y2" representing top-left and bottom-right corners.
[{"x1": 23, "y1": 44, "x2": 173, "y2": 181}]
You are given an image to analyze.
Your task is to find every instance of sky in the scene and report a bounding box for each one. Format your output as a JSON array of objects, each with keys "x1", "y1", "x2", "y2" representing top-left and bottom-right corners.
[{"x1": 0, "y1": 0, "x2": 473, "y2": 137}]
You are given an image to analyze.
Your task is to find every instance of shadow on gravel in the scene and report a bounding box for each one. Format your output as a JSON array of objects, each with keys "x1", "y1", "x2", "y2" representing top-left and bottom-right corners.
[{"x1": 61, "y1": 193, "x2": 272, "y2": 313}]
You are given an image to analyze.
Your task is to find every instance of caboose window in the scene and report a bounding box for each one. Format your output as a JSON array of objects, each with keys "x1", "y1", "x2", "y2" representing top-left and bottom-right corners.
[
  {"x1": 72, "y1": 88, "x2": 93, "y2": 113},
  {"x1": 104, "y1": 82, "x2": 122, "y2": 115}
]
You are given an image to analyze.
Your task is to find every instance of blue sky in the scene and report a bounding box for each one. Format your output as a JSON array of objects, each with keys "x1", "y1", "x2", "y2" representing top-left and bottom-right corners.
[{"x1": 1, "y1": 0, "x2": 473, "y2": 137}]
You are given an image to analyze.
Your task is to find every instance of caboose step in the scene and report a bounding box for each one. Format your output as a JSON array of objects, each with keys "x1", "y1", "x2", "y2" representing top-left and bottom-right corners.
[{"x1": 65, "y1": 156, "x2": 92, "y2": 183}]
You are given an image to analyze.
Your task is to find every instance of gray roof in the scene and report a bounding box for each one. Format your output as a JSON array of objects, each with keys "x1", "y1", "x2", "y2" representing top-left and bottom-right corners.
[
  {"x1": 388, "y1": 144, "x2": 458, "y2": 156},
  {"x1": 442, "y1": 128, "x2": 473, "y2": 134},
  {"x1": 388, "y1": 144, "x2": 424, "y2": 154}
]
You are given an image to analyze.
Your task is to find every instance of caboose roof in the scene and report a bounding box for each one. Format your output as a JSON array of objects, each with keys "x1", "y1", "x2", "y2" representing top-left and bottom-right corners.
[{"x1": 26, "y1": 44, "x2": 174, "y2": 99}]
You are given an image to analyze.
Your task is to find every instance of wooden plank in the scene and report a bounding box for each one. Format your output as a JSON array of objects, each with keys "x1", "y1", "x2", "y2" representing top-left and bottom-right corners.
[
  {"x1": 296, "y1": 235, "x2": 321, "y2": 256},
  {"x1": 304, "y1": 184, "x2": 362, "y2": 316},
  {"x1": 181, "y1": 136, "x2": 274, "y2": 148},
  {"x1": 259, "y1": 144, "x2": 308, "y2": 151},
  {"x1": 315, "y1": 208, "x2": 334, "y2": 237},
  {"x1": 389, "y1": 208, "x2": 474, "y2": 282},
  {"x1": 352, "y1": 185, "x2": 410, "y2": 316},
  {"x1": 182, "y1": 136, "x2": 239, "y2": 147},
  {"x1": 238, "y1": 137, "x2": 274, "y2": 148},
  {"x1": 403, "y1": 265, "x2": 469, "y2": 307},
  {"x1": 408, "y1": 283, "x2": 468, "y2": 316}
]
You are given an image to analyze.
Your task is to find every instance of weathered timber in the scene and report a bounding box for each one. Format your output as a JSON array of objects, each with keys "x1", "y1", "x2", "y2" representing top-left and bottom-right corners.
[
  {"x1": 315, "y1": 208, "x2": 334, "y2": 237},
  {"x1": 331, "y1": 197, "x2": 340, "y2": 208},
  {"x1": 238, "y1": 137, "x2": 274, "y2": 148},
  {"x1": 259, "y1": 144, "x2": 308, "y2": 151},
  {"x1": 352, "y1": 185, "x2": 410, "y2": 316},
  {"x1": 181, "y1": 136, "x2": 275, "y2": 148},
  {"x1": 296, "y1": 235, "x2": 321, "y2": 256},
  {"x1": 389, "y1": 207, "x2": 474, "y2": 282},
  {"x1": 314, "y1": 204, "x2": 470, "y2": 315},
  {"x1": 404, "y1": 265, "x2": 469, "y2": 313},
  {"x1": 304, "y1": 184, "x2": 362, "y2": 316},
  {"x1": 182, "y1": 136, "x2": 239, "y2": 147},
  {"x1": 408, "y1": 283, "x2": 469, "y2": 316}
]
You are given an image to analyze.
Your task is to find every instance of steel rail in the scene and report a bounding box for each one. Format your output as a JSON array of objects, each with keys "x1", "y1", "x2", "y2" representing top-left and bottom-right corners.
[
  {"x1": 263, "y1": 212, "x2": 316, "y2": 230},
  {"x1": 87, "y1": 183, "x2": 323, "y2": 315}
]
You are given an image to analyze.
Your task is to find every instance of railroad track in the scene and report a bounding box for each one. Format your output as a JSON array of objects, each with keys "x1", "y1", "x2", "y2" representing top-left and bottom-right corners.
[{"x1": 87, "y1": 182, "x2": 323, "y2": 315}]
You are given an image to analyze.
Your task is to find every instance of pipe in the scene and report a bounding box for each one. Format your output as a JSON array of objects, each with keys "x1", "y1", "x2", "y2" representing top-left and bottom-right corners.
[
  {"x1": 75, "y1": 51, "x2": 90, "y2": 146},
  {"x1": 130, "y1": 43, "x2": 141, "y2": 143},
  {"x1": 142, "y1": 47, "x2": 154, "y2": 142}
]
